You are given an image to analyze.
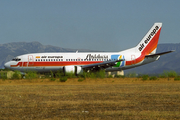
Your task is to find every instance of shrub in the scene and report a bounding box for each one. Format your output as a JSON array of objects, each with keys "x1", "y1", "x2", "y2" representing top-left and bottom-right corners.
[
  {"x1": 43, "y1": 73, "x2": 51, "y2": 79},
  {"x1": 81, "y1": 70, "x2": 106, "y2": 79},
  {"x1": 160, "y1": 70, "x2": 177, "y2": 78},
  {"x1": 25, "y1": 71, "x2": 38, "y2": 80},
  {"x1": 174, "y1": 77, "x2": 180, "y2": 81},
  {"x1": 78, "y1": 78, "x2": 84, "y2": 82},
  {"x1": 82, "y1": 71, "x2": 89, "y2": 79},
  {"x1": 82, "y1": 71, "x2": 95, "y2": 79},
  {"x1": 60, "y1": 77, "x2": 67, "y2": 82},
  {"x1": 55, "y1": 71, "x2": 63, "y2": 78},
  {"x1": 89, "y1": 72, "x2": 96, "y2": 79},
  {"x1": 95, "y1": 70, "x2": 106, "y2": 79},
  {"x1": 65, "y1": 72, "x2": 76, "y2": 78},
  {"x1": 149, "y1": 76, "x2": 158, "y2": 80},
  {"x1": 50, "y1": 70, "x2": 54, "y2": 78},
  {"x1": 108, "y1": 75, "x2": 113, "y2": 78},
  {"x1": 1, "y1": 72, "x2": 7, "y2": 80},
  {"x1": 50, "y1": 78, "x2": 56, "y2": 81},
  {"x1": 48, "y1": 71, "x2": 56, "y2": 81},
  {"x1": 141, "y1": 75, "x2": 149, "y2": 81},
  {"x1": 12, "y1": 70, "x2": 22, "y2": 79}
]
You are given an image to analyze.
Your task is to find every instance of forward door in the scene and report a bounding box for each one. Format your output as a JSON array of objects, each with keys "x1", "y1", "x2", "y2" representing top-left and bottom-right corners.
[{"x1": 28, "y1": 55, "x2": 34, "y2": 66}]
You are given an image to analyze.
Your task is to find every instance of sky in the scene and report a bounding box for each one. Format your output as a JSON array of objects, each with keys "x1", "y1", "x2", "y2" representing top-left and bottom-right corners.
[{"x1": 0, "y1": 0, "x2": 180, "y2": 51}]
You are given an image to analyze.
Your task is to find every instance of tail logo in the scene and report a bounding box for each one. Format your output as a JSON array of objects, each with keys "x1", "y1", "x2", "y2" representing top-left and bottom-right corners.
[{"x1": 138, "y1": 26, "x2": 160, "y2": 52}]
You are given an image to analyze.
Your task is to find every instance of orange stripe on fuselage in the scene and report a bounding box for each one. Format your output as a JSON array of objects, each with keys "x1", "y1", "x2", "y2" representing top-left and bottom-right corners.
[{"x1": 126, "y1": 28, "x2": 161, "y2": 66}]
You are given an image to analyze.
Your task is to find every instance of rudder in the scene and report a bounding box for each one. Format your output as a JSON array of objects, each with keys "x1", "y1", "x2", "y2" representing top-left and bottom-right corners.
[{"x1": 135, "y1": 23, "x2": 162, "y2": 55}]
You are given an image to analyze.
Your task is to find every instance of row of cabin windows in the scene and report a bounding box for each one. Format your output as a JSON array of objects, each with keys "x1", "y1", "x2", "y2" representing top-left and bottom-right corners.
[
  {"x1": 66, "y1": 59, "x2": 115, "y2": 61},
  {"x1": 35, "y1": 58, "x2": 118, "y2": 62},
  {"x1": 36, "y1": 59, "x2": 63, "y2": 62}
]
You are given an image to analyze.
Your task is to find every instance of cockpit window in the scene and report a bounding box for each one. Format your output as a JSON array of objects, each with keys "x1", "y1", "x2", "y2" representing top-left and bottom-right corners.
[{"x1": 12, "y1": 58, "x2": 21, "y2": 61}]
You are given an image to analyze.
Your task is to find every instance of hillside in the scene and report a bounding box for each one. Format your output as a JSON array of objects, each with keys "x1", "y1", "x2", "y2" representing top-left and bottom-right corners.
[{"x1": 0, "y1": 42, "x2": 178, "y2": 74}]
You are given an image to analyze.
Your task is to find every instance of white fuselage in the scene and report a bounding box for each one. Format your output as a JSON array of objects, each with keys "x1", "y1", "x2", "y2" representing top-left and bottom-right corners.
[
  {"x1": 4, "y1": 23, "x2": 164, "y2": 73},
  {"x1": 4, "y1": 50, "x2": 159, "y2": 73}
]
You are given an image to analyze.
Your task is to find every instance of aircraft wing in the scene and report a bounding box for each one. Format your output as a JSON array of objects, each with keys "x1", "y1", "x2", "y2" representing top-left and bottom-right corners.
[
  {"x1": 145, "y1": 50, "x2": 175, "y2": 58},
  {"x1": 82, "y1": 59, "x2": 125, "y2": 71}
]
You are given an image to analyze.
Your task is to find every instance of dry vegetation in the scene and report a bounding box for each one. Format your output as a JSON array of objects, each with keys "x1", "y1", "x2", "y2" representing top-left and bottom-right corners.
[{"x1": 0, "y1": 78, "x2": 180, "y2": 119}]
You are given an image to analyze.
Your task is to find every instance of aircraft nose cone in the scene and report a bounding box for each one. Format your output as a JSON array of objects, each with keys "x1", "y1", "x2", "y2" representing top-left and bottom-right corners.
[{"x1": 4, "y1": 62, "x2": 10, "y2": 69}]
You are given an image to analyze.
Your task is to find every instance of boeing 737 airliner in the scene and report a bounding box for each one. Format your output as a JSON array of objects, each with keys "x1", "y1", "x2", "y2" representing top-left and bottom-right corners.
[{"x1": 4, "y1": 23, "x2": 173, "y2": 74}]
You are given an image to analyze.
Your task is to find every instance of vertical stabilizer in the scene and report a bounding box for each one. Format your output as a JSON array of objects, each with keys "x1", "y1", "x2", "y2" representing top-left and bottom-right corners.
[{"x1": 135, "y1": 23, "x2": 162, "y2": 55}]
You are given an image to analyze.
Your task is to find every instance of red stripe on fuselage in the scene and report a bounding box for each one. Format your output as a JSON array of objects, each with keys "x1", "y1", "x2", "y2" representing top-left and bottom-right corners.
[{"x1": 11, "y1": 61, "x2": 103, "y2": 67}]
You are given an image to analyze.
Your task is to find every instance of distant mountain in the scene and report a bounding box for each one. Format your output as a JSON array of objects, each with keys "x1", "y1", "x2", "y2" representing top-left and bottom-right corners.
[
  {"x1": 0, "y1": 42, "x2": 178, "y2": 74},
  {"x1": 0, "y1": 41, "x2": 98, "y2": 68}
]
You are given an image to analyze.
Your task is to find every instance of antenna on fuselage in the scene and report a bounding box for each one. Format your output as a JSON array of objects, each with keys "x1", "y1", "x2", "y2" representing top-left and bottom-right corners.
[{"x1": 76, "y1": 50, "x2": 78, "y2": 53}]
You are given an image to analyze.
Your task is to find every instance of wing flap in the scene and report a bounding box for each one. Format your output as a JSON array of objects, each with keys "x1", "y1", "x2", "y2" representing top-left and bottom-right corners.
[{"x1": 82, "y1": 59, "x2": 125, "y2": 71}]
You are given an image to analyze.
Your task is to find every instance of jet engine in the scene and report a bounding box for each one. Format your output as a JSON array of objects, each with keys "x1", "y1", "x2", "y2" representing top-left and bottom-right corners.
[{"x1": 63, "y1": 66, "x2": 83, "y2": 75}]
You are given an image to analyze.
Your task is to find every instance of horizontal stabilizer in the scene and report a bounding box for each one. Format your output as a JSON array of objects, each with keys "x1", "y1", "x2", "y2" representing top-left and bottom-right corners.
[{"x1": 145, "y1": 50, "x2": 175, "y2": 58}]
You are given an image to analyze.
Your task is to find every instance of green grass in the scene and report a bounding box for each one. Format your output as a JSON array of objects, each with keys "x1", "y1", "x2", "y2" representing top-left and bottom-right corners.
[
  {"x1": 25, "y1": 71, "x2": 38, "y2": 80},
  {"x1": 65, "y1": 72, "x2": 77, "y2": 78},
  {"x1": 2, "y1": 70, "x2": 180, "y2": 81},
  {"x1": 59, "y1": 77, "x2": 68, "y2": 82},
  {"x1": 82, "y1": 70, "x2": 106, "y2": 79},
  {"x1": 160, "y1": 70, "x2": 178, "y2": 78}
]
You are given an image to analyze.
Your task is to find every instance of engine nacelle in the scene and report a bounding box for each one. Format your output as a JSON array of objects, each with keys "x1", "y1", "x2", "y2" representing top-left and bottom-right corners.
[{"x1": 63, "y1": 66, "x2": 83, "y2": 75}]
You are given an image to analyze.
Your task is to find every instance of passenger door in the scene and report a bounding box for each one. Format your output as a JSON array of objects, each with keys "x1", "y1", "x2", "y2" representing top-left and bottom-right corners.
[{"x1": 131, "y1": 55, "x2": 136, "y2": 65}]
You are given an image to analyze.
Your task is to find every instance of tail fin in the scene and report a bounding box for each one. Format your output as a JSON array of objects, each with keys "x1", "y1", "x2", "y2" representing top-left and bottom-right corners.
[{"x1": 135, "y1": 23, "x2": 162, "y2": 55}]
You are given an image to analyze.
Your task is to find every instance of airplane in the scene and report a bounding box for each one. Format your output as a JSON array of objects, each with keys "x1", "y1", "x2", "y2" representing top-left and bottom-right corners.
[{"x1": 4, "y1": 23, "x2": 174, "y2": 74}]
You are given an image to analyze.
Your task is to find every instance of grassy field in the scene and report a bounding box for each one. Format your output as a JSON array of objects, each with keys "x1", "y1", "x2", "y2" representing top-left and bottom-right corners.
[{"x1": 0, "y1": 78, "x2": 180, "y2": 119}]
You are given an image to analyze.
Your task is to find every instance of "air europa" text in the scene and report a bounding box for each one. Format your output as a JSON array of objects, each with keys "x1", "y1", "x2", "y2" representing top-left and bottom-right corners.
[{"x1": 138, "y1": 26, "x2": 159, "y2": 51}]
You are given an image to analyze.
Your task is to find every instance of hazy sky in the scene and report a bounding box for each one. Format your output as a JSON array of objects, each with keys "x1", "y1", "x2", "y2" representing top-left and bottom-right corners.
[{"x1": 0, "y1": 0, "x2": 179, "y2": 51}]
